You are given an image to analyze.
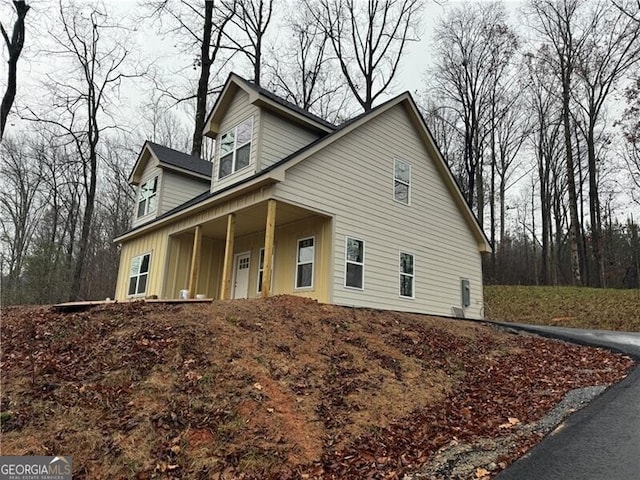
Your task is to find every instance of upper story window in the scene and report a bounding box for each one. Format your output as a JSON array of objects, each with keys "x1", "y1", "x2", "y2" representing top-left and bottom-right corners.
[
  {"x1": 394, "y1": 159, "x2": 411, "y2": 204},
  {"x1": 219, "y1": 117, "x2": 253, "y2": 179},
  {"x1": 137, "y1": 176, "x2": 158, "y2": 218}
]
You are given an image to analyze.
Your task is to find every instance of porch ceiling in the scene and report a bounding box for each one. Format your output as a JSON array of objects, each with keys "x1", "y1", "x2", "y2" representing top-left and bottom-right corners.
[{"x1": 199, "y1": 201, "x2": 330, "y2": 239}]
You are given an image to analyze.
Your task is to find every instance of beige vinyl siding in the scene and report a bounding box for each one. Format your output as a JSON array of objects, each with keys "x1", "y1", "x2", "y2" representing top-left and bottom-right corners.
[
  {"x1": 274, "y1": 103, "x2": 485, "y2": 319},
  {"x1": 212, "y1": 89, "x2": 260, "y2": 192},
  {"x1": 159, "y1": 171, "x2": 210, "y2": 215},
  {"x1": 259, "y1": 110, "x2": 321, "y2": 169},
  {"x1": 131, "y1": 159, "x2": 161, "y2": 229}
]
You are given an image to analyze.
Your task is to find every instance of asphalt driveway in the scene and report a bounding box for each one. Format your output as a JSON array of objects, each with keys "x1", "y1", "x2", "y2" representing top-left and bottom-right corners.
[{"x1": 492, "y1": 323, "x2": 640, "y2": 480}]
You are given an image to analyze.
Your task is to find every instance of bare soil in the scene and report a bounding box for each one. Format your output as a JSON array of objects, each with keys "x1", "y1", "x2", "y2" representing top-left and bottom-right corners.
[{"x1": 0, "y1": 296, "x2": 634, "y2": 479}]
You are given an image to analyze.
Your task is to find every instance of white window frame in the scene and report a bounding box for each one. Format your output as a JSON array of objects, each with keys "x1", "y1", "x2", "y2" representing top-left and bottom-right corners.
[
  {"x1": 217, "y1": 117, "x2": 253, "y2": 179},
  {"x1": 257, "y1": 247, "x2": 275, "y2": 293},
  {"x1": 399, "y1": 251, "x2": 415, "y2": 299},
  {"x1": 295, "y1": 237, "x2": 315, "y2": 290},
  {"x1": 393, "y1": 159, "x2": 411, "y2": 205},
  {"x1": 128, "y1": 252, "x2": 151, "y2": 297},
  {"x1": 137, "y1": 176, "x2": 158, "y2": 218},
  {"x1": 344, "y1": 236, "x2": 365, "y2": 290}
]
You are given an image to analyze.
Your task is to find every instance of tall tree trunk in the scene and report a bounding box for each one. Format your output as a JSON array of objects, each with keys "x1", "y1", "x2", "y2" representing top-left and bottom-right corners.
[
  {"x1": 0, "y1": 1, "x2": 30, "y2": 141},
  {"x1": 562, "y1": 76, "x2": 582, "y2": 286},
  {"x1": 586, "y1": 122, "x2": 604, "y2": 287},
  {"x1": 190, "y1": 1, "x2": 213, "y2": 158}
]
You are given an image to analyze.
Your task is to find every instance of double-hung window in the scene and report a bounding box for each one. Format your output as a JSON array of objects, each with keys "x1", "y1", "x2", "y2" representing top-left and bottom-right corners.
[
  {"x1": 128, "y1": 253, "x2": 151, "y2": 296},
  {"x1": 399, "y1": 252, "x2": 415, "y2": 298},
  {"x1": 295, "y1": 238, "x2": 314, "y2": 289},
  {"x1": 345, "y1": 237, "x2": 364, "y2": 289},
  {"x1": 137, "y1": 176, "x2": 158, "y2": 218},
  {"x1": 218, "y1": 117, "x2": 253, "y2": 179},
  {"x1": 394, "y1": 159, "x2": 411, "y2": 204}
]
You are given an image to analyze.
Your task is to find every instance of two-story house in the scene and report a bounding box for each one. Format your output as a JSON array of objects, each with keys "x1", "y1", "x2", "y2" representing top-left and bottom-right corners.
[{"x1": 113, "y1": 73, "x2": 491, "y2": 319}]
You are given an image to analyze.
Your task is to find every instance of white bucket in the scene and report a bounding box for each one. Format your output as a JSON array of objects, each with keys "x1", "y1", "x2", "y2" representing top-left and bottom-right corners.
[
  {"x1": 195, "y1": 294, "x2": 206, "y2": 300},
  {"x1": 179, "y1": 289, "x2": 189, "y2": 299}
]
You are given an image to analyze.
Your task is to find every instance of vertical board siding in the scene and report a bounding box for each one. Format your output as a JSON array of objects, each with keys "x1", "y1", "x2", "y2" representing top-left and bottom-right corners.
[
  {"x1": 274, "y1": 104, "x2": 485, "y2": 318},
  {"x1": 115, "y1": 232, "x2": 168, "y2": 299},
  {"x1": 160, "y1": 171, "x2": 210, "y2": 215},
  {"x1": 116, "y1": 188, "x2": 272, "y2": 300},
  {"x1": 211, "y1": 89, "x2": 261, "y2": 192},
  {"x1": 232, "y1": 216, "x2": 331, "y2": 302},
  {"x1": 260, "y1": 110, "x2": 320, "y2": 169}
]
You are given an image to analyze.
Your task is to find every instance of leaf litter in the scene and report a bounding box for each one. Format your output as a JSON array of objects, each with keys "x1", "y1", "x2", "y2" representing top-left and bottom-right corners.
[{"x1": 0, "y1": 295, "x2": 634, "y2": 479}]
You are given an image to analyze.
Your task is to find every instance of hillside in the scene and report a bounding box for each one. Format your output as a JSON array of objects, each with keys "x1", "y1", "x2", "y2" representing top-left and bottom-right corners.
[
  {"x1": 1, "y1": 296, "x2": 634, "y2": 479},
  {"x1": 485, "y1": 285, "x2": 640, "y2": 332}
]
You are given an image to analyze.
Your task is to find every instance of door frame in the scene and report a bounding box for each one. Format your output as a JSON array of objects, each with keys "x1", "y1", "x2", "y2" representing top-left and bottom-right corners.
[{"x1": 232, "y1": 251, "x2": 251, "y2": 299}]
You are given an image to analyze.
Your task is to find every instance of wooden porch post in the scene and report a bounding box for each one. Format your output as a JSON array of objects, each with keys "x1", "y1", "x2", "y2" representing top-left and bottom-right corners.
[
  {"x1": 261, "y1": 200, "x2": 277, "y2": 298},
  {"x1": 220, "y1": 213, "x2": 236, "y2": 300},
  {"x1": 187, "y1": 225, "x2": 202, "y2": 298}
]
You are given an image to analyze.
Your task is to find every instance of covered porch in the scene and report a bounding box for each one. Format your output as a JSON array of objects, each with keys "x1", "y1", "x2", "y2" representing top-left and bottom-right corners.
[{"x1": 162, "y1": 199, "x2": 333, "y2": 302}]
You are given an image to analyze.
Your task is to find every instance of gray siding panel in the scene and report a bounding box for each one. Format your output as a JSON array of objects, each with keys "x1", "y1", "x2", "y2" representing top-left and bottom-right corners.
[
  {"x1": 160, "y1": 171, "x2": 210, "y2": 215},
  {"x1": 260, "y1": 110, "x2": 320, "y2": 168},
  {"x1": 274, "y1": 104, "x2": 485, "y2": 319}
]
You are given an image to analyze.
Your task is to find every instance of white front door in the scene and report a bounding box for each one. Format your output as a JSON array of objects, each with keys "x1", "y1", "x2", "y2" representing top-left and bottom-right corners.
[{"x1": 232, "y1": 252, "x2": 251, "y2": 299}]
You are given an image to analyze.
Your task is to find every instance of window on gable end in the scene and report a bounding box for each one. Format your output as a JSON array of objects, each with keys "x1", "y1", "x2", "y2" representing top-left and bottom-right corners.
[
  {"x1": 394, "y1": 159, "x2": 411, "y2": 204},
  {"x1": 137, "y1": 176, "x2": 158, "y2": 218},
  {"x1": 218, "y1": 117, "x2": 253, "y2": 179}
]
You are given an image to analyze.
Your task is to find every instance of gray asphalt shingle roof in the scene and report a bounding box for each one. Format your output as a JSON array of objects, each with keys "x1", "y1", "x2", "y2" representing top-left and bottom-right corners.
[{"x1": 147, "y1": 141, "x2": 213, "y2": 177}]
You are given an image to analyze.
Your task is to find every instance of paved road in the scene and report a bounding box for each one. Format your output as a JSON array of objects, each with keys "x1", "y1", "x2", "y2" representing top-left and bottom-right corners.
[{"x1": 492, "y1": 323, "x2": 640, "y2": 480}]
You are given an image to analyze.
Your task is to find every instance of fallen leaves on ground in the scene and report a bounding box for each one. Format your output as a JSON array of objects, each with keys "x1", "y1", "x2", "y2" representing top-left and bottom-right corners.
[{"x1": 1, "y1": 295, "x2": 634, "y2": 479}]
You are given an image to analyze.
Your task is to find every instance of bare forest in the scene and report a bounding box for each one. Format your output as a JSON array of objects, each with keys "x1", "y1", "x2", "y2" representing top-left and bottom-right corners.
[{"x1": 1, "y1": 0, "x2": 639, "y2": 305}]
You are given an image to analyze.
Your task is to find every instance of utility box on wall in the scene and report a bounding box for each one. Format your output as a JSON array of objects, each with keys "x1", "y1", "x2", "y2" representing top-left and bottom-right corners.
[{"x1": 461, "y1": 279, "x2": 470, "y2": 308}]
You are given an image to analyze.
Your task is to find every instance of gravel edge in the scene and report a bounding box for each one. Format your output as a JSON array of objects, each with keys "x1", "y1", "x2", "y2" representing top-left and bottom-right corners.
[{"x1": 404, "y1": 385, "x2": 608, "y2": 480}]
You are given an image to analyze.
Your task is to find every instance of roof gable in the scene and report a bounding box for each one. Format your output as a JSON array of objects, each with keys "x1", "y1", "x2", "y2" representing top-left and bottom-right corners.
[
  {"x1": 121, "y1": 91, "x2": 490, "y2": 254},
  {"x1": 203, "y1": 73, "x2": 335, "y2": 138},
  {"x1": 268, "y1": 94, "x2": 491, "y2": 253},
  {"x1": 128, "y1": 141, "x2": 212, "y2": 184}
]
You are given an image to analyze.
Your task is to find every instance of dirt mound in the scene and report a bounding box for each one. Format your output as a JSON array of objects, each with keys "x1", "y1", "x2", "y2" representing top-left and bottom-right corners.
[{"x1": 1, "y1": 296, "x2": 634, "y2": 478}]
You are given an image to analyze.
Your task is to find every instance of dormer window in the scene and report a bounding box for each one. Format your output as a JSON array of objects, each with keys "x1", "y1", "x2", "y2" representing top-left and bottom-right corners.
[
  {"x1": 219, "y1": 117, "x2": 253, "y2": 179},
  {"x1": 137, "y1": 176, "x2": 158, "y2": 218}
]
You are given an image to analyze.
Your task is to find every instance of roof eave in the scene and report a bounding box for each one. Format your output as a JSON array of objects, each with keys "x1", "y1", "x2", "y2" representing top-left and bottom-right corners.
[{"x1": 114, "y1": 172, "x2": 282, "y2": 243}]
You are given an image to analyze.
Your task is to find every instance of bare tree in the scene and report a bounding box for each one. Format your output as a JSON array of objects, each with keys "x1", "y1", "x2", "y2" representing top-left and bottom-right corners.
[
  {"x1": 0, "y1": 135, "x2": 42, "y2": 302},
  {"x1": 524, "y1": 48, "x2": 564, "y2": 284},
  {"x1": 224, "y1": 0, "x2": 273, "y2": 87},
  {"x1": 266, "y1": 6, "x2": 349, "y2": 122},
  {"x1": 312, "y1": 0, "x2": 422, "y2": 112},
  {"x1": 573, "y1": 0, "x2": 640, "y2": 287},
  {"x1": 0, "y1": 0, "x2": 30, "y2": 141},
  {"x1": 145, "y1": 1, "x2": 235, "y2": 157},
  {"x1": 527, "y1": 0, "x2": 590, "y2": 286},
  {"x1": 430, "y1": 1, "x2": 516, "y2": 217},
  {"x1": 23, "y1": 1, "x2": 142, "y2": 301}
]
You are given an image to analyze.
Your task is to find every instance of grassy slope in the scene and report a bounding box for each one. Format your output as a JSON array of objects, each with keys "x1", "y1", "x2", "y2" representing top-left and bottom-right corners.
[
  {"x1": 484, "y1": 285, "x2": 640, "y2": 332},
  {"x1": 0, "y1": 296, "x2": 634, "y2": 479}
]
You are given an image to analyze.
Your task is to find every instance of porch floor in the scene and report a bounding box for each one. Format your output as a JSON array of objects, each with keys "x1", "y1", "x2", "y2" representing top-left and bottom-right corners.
[{"x1": 52, "y1": 298, "x2": 213, "y2": 312}]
